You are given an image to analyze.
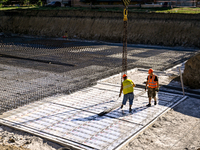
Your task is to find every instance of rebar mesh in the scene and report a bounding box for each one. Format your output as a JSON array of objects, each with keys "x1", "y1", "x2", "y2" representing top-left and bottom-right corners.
[
  {"x1": 0, "y1": 37, "x2": 197, "y2": 114},
  {"x1": 0, "y1": 39, "x2": 124, "y2": 114}
]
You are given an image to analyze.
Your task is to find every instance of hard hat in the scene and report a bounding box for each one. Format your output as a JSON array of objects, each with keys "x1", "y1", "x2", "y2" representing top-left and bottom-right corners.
[
  {"x1": 148, "y1": 68, "x2": 153, "y2": 74},
  {"x1": 122, "y1": 74, "x2": 127, "y2": 78}
]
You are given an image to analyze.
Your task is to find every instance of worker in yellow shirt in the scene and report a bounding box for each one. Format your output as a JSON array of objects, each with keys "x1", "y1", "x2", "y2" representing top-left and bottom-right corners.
[{"x1": 119, "y1": 74, "x2": 135, "y2": 113}]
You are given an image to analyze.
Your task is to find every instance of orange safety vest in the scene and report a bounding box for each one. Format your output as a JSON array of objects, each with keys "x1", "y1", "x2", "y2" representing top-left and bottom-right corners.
[{"x1": 148, "y1": 75, "x2": 158, "y2": 88}]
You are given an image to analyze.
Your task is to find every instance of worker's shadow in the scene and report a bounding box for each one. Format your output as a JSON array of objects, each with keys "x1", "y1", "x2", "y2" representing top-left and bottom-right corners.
[
  {"x1": 13, "y1": 98, "x2": 117, "y2": 126},
  {"x1": 71, "y1": 105, "x2": 148, "y2": 122}
]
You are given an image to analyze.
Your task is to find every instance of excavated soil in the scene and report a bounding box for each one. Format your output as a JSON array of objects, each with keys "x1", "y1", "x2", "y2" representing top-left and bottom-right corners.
[{"x1": 1, "y1": 10, "x2": 200, "y2": 47}]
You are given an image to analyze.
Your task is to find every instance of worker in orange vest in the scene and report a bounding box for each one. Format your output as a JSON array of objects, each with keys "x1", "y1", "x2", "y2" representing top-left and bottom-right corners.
[
  {"x1": 119, "y1": 74, "x2": 135, "y2": 113},
  {"x1": 145, "y1": 69, "x2": 159, "y2": 107}
]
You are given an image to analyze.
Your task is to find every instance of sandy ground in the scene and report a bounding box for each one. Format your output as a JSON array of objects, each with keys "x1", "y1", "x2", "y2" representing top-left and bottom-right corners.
[
  {"x1": 0, "y1": 64, "x2": 200, "y2": 150},
  {"x1": 121, "y1": 97, "x2": 200, "y2": 150},
  {"x1": 0, "y1": 125, "x2": 63, "y2": 150}
]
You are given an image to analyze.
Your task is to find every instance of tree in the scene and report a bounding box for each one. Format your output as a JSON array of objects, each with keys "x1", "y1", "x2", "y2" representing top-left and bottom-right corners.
[
  {"x1": 37, "y1": 0, "x2": 42, "y2": 6},
  {"x1": 0, "y1": 0, "x2": 9, "y2": 5},
  {"x1": 20, "y1": 0, "x2": 29, "y2": 5},
  {"x1": 83, "y1": 0, "x2": 96, "y2": 8}
]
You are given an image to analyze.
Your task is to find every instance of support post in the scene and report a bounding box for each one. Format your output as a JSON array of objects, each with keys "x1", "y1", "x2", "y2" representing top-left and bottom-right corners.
[{"x1": 179, "y1": 67, "x2": 185, "y2": 96}]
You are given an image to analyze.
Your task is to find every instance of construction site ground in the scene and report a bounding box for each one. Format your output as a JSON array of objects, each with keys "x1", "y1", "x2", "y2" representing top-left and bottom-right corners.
[{"x1": 0, "y1": 37, "x2": 200, "y2": 150}]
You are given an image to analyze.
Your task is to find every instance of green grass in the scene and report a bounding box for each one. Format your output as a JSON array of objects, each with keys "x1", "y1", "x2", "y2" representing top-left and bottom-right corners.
[
  {"x1": 0, "y1": 6, "x2": 37, "y2": 10},
  {"x1": 1, "y1": 5, "x2": 200, "y2": 14},
  {"x1": 155, "y1": 7, "x2": 200, "y2": 14}
]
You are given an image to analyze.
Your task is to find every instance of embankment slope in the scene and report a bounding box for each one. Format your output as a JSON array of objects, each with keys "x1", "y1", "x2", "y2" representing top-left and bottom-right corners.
[{"x1": 0, "y1": 10, "x2": 200, "y2": 47}]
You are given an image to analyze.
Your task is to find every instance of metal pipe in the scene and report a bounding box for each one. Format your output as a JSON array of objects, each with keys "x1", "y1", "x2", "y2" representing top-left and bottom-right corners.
[{"x1": 179, "y1": 67, "x2": 185, "y2": 96}]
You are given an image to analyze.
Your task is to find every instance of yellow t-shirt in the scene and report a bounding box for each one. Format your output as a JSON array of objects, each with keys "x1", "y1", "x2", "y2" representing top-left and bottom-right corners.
[{"x1": 123, "y1": 79, "x2": 135, "y2": 94}]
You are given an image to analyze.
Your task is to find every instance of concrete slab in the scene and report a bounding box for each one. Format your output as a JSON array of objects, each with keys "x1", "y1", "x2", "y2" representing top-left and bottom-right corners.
[{"x1": 0, "y1": 79, "x2": 187, "y2": 150}]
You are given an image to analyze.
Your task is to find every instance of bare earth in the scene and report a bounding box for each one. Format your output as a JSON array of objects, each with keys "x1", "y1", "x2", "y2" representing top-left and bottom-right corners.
[{"x1": 122, "y1": 97, "x2": 200, "y2": 150}]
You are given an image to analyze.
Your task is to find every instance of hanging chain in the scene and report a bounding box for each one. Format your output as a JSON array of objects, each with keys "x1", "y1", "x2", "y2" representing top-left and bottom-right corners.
[{"x1": 121, "y1": 7, "x2": 128, "y2": 83}]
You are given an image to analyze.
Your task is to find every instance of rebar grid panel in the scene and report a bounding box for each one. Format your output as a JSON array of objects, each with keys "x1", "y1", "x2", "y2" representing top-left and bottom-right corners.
[
  {"x1": 0, "y1": 41, "x2": 123, "y2": 114},
  {"x1": 0, "y1": 38, "x2": 198, "y2": 114},
  {"x1": 0, "y1": 81, "x2": 186, "y2": 150}
]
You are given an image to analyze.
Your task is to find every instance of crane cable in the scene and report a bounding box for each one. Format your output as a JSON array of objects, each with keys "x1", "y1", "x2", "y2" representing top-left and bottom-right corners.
[{"x1": 121, "y1": 7, "x2": 128, "y2": 84}]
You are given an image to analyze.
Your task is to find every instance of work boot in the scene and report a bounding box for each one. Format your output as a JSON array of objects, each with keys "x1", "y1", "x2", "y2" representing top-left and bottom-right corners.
[
  {"x1": 154, "y1": 101, "x2": 157, "y2": 105},
  {"x1": 129, "y1": 108, "x2": 132, "y2": 113},
  {"x1": 146, "y1": 103, "x2": 151, "y2": 107}
]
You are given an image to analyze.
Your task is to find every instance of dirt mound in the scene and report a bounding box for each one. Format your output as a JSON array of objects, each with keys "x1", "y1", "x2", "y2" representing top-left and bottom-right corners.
[
  {"x1": 0, "y1": 144, "x2": 29, "y2": 150},
  {"x1": 183, "y1": 53, "x2": 200, "y2": 89},
  {"x1": 1, "y1": 10, "x2": 200, "y2": 47}
]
